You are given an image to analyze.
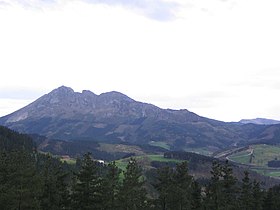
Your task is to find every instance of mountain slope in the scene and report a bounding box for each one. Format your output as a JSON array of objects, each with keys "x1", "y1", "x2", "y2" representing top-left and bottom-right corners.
[
  {"x1": 0, "y1": 86, "x2": 280, "y2": 151},
  {"x1": 0, "y1": 125, "x2": 35, "y2": 152}
]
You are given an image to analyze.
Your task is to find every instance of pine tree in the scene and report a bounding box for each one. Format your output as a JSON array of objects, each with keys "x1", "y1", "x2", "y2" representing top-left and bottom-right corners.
[
  {"x1": 239, "y1": 171, "x2": 253, "y2": 210},
  {"x1": 191, "y1": 181, "x2": 202, "y2": 210},
  {"x1": 252, "y1": 180, "x2": 263, "y2": 210},
  {"x1": 102, "y1": 161, "x2": 121, "y2": 210},
  {"x1": 155, "y1": 166, "x2": 174, "y2": 210},
  {"x1": 41, "y1": 154, "x2": 59, "y2": 210},
  {"x1": 263, "y1": 188, "x2": 274, "y2": 210},
  {"x1": 264, "y1": 185, "x2": 280, "y2": 210},
  {"x1": 40, "y1": 154, "x2": 70, "y2": 210},
  {"x1": 71, "y1": 153, "x2": 103, "y2": 210},
  {"x1": 220, "y1": 160, "x2": 237, "y2": 210},
  {"x1": 0, "y1": 152, "x2": 10, "y2": 209},
  {"x1": 0, "y1": 151, "x2": 41, "y2": 210},
  {"x1": 204, "y1": 161, "x2": 222, "y2": 210},
  {"x1": 118, "y1": 158, "x2": 148, "y2": 210},
  {"x1": 173, "y1": 161, "x2": 193, "y2": 210},
  {"x1": 56, "y1": 165, "x2": 70, "y2": 210}
]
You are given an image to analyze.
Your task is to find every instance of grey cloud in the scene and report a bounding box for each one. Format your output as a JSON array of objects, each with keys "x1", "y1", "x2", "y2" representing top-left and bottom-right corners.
[
  {"x1": 0, "y1": 1, "x2": 9, "y2": 5},
  {"x1": 0, "y1": 0, "x2": 10, "y2": 8}
]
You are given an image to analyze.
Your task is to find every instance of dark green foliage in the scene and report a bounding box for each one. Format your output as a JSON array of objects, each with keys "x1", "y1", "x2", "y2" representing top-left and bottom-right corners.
[
  {"x1": 40, "y1": 154, "x2": 70, "y2": 210},
  {"x1": 32, "y1": 135, "x2": 129, "y2": 161},
  {"x1": 4, "y1": 126, "x2": 280, "y2": 210},
  {"x1": 191, "y1": 181, "x2": 202, "y2": 210},
  {"x1": 173, "y1": 161, "x2": 193, "y2": 210},
  {"x1": 71, "y1": 152, "x2": 103, "y2": 210},
  {"x1": 102, "y1": 161, "x2": 121, "y2": 210},
  {"x1": 155, "y1": 161, "x2": 200, "y2": 210},
  {"x1": 0, "y1": 151, "x2": 41, "y2": 210},
  {"x1": 252, "y1": 180, "x2": 263, "y2": 210},
  {"x1": 155, "y1": 166, "x2": 174, "y2": 210},
  {"x1": 204, "y1": 160, "x2": 239, "y2": 210},
  {"x1": 220, "y1": 160, "x2": 238, "y2": 210},
  {"x1": 164, "y1": 151, "x2": 215, "y2": 170},
  {"x1": 204, "y1": 161, "x2": 223, "y2": 210},
  {"x1": 118, "y1": 158, "x2": 148, "y2": 210},
  {"x1": 239, "y1": 171, "x2": 254, "y2": 210},
  {"x1": 263, "y1": 185, "x2": 280, "y2": 210},
  {"x1": 267, "y1": 160, "x2": 280, "y2": 168},
  {"x1": 0, "y1": 126, "x2": 34, "y2": 152}
]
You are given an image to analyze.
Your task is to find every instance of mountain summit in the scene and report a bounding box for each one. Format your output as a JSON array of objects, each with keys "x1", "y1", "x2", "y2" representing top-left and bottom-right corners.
[{"x1": 1, "y1": 86, "x2": 280, "y2": 151}]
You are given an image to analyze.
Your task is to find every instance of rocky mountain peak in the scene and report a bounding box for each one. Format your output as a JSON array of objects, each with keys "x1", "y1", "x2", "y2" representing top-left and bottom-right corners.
[
  {"x1": 99, "y1": 91, "x2": 134, "y2": 102},
  {"x1": 52, "y1": 86, "x2": 74, "y2": 94},
  {"x1": 82, "y1": 90, "x2": 96, "y2": 96},
  {"x1": 59, "y1": 85, "x2": 73, "y2": 91},
  {"x1": 2, "y1": 86, "x2": 280, "y2": 151}
]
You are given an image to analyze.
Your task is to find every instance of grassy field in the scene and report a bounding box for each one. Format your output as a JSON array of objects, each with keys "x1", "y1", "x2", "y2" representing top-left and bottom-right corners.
[
  {"x1": 62, "y1": 158, "x2": 76, "y2": 165},
  {"x1": 115, "y1": 154, "x2": 182, "y2": 171},
  {"x1": 228, "y1": 144, "x2": 280, "y2": 177},
  {"x1": 228, "y1": 150, "x2": 252, "y2": 164},
  {"x1": 251, "y1": 168, "x2": 280, "y2": 177},
  {"x1": 98, "y1": 143, "x2": 146, "y2": 156},
  {"x1": 267, "y1": 171, "x2": 280, "y2": 177},
  {"x1": 183, "y1": 147, "x2": 213, "y2": 156},
  {"x1": 229, "y1": 144, "x2": 280, "y2": 167},
  {"x1": 148, "y1": 141, "x2": 170, "y2": 150}
]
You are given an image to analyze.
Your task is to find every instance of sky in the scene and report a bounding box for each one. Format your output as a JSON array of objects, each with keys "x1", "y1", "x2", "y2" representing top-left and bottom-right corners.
[{"x1": 0, "y1": 0, "x2": 280, "y2": 122}]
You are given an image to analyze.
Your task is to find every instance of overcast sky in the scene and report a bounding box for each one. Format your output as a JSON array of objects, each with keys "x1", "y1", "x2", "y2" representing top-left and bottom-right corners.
[{"x1": 0, "y1": 0, "x2": 280, "y2": 122}]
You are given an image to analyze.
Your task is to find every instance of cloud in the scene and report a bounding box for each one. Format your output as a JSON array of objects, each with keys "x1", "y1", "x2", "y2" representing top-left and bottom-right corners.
[
  {"x1": 0, "y1": 0, "x2": 10, "y2": 7},
  {"x1": 0, "y1": 0, "x2": 57, "y2": 10},
  {"x1": 0, "y1": 99, "x2": 33, "y2": 117},
  {"x1": 2, "y1": 0, "x2": 180, "y2": 21},
  {"x1": 0, "y1": 88, "x2": 45, "y2": 100},
  {"x1": 86, "y1": 0, "x2": 179, "y2": 21}
]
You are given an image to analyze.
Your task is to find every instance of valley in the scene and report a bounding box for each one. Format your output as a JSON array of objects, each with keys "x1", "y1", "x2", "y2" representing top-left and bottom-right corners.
[
  {"x1": 1, "y1": 86, "x2": 280, "y2": 181},
  {"x1": 1, "y1": 86, "x2": 280, "y2": 153}
]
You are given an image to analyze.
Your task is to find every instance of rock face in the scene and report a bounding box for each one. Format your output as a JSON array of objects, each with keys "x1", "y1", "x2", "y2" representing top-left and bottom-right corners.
[{"x1": 1, "y1": 86, "x2": 280, "y2": 150}]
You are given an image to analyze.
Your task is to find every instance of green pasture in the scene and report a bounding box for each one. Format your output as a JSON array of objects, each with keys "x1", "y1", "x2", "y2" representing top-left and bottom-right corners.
[
  {"x1": 229, "y1": 144, "x2": 280, "y2": 167},
  {"x1": 228, "y1": 144, "x2": 280, "y2": 177},
  {"x1": 148, "y1": 141, "x2": 170, "y2": 150},
  {"x1": 115, "y1": 154, "x2": 182, "y2": 171}
]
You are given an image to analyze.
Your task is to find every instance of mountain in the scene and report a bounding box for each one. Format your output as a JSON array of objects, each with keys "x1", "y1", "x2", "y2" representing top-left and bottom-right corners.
[
  {"x1": 1, "y1": 86, "x2": 280, "y2": 151},
  {"x1": 239, "y1": 118, "x2": 280, "y2": 125}
]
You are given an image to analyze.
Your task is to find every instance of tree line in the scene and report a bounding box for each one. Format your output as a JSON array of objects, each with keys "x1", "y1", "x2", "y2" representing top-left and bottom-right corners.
[
  {"x1": 2, "y1": 150, "x2": 280, "y2": 210},
  {"x1": 2, "y1": 126, "x2": 280, "y2": 210}
]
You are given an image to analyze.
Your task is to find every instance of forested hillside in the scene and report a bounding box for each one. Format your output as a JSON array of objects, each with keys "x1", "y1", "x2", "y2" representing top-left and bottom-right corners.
[{"x1": 2, "y1": 126, "x2": 280, "y2": 209}]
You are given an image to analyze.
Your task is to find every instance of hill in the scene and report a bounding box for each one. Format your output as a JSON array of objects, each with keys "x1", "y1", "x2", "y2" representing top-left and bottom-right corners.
[
  {"x1": 116, "y1": 151, "x2": 280, "y2": 189},
  {"x1": 31, "y1": 134, "x2": 167, "y2": 161},
  {"x1": 0, "y1": 125, "x2": 35, "y2": 152},
  {"x1": 1, "y1": 86, "x2": 280, "y2": 152}
]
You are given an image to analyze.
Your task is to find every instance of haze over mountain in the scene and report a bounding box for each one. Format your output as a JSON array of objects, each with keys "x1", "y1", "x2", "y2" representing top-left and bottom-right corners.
[
  {"x1": 239, "y1": 118, "x2": 280, "y2": 125},
  {"x1": 1, "y1": 86, "x2": 280, "y2": 151}
]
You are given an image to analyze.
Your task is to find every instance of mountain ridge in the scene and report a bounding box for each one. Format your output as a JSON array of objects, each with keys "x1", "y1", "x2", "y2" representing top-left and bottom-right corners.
[{"x1": 1, "y1": 86, "x2": 280, "y2": 152}]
